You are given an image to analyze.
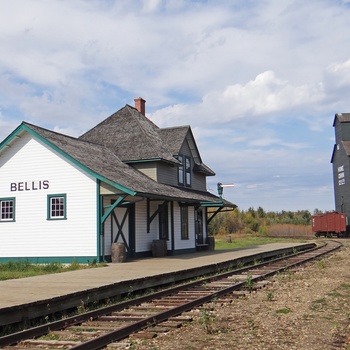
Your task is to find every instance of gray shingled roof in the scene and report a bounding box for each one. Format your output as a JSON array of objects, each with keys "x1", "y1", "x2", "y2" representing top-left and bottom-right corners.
[
  {"x1": 79, "y1": 105, "x2": 179, "y2": 164},
  {"x1": 24, "y1": 122, "x2": 232, "y2": 205},
  {"x1": 158, "y1": 126, "x2": 189, "y2": 155}
]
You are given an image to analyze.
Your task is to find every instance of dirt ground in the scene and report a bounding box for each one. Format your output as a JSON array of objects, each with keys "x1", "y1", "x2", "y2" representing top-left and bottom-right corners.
[{"x1": 134, "y1": 240, "x2": 350, "y2": 350}]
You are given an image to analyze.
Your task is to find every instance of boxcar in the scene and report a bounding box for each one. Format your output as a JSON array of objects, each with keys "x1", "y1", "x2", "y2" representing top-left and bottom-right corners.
[{"x1": 312, "y1": 212, "x2": 347, "y2": 238}]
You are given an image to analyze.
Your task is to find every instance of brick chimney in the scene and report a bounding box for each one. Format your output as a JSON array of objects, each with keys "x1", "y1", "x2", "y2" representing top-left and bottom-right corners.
[{"x1": 134, "y1": 97, "x2": 146, "y2": 115}]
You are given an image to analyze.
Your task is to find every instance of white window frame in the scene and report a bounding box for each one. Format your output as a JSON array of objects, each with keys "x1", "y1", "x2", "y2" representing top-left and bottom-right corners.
[
  {"x1": 47, "y1": 194, "x2": 67, "y2": 220},
  {"x1": 178, "y1": 155, "x2": 184, "y2": 185}
]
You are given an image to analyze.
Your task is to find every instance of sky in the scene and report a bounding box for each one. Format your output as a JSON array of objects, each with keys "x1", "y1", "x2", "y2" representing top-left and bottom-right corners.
[{"x1": 1, "y1": 0, "x2": 350, "y2": 213}]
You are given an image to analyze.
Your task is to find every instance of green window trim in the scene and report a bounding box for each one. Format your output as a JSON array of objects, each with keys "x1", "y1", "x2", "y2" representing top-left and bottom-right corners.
[
  {"x1": 0, "y1": 197, "x2": 15, "y2": 222},
  {"x1": 47, "y1": 194, "x2": 67, "y2": 220}
]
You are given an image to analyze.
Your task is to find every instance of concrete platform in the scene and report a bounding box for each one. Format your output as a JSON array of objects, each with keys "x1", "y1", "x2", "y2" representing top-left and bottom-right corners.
[{"x1": 0, "y1": 242, "x2": 314, "y2": 326}]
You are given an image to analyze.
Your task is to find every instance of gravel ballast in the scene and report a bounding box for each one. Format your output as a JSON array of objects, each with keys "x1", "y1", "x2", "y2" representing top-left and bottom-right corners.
[{"x1": 135, "y1": 240, "x2": 350, "y2": 350}]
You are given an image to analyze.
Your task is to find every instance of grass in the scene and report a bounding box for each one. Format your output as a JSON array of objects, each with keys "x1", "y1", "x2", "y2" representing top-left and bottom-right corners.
[
  {"x1": 214, "y1": 234, "x2": 305, "y2": 250},
  {"x1": 275, "y1": 308, "x2": 292, "y2": 315},
  {"x1": 0, "y1": 260, "x2": 106, "y2": 281}
]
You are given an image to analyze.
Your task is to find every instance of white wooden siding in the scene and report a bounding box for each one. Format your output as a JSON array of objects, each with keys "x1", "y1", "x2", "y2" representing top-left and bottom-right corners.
[
  {"x1": 0, "y1": 133, "x2": 97, "y2": 258},
  {"x1": 134, "y1": 200, "x2": 159, "y2": 252},
  {"x1": 103, "y1": 204, "x2": 130, "y2": 255},
  {"x1": 173, "y1": 202, "x2": 196, "y2": 250}
]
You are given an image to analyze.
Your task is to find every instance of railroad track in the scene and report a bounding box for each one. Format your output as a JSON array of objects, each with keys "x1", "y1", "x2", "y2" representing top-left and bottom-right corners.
[{"x1": 0, "y1": 240, "x2": 342, "y2": 349}]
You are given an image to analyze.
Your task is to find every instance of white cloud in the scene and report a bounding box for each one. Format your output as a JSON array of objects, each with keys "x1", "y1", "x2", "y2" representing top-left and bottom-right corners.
[
  {"x1": 0, "y1": 0, "x2": 349, "y2": 212},
  {"x1": 324, "y1": 58, "x2": 350, "y2": 98},
  {"x1": 150, "y1": 70, "x2": 324, "y2": 127}
]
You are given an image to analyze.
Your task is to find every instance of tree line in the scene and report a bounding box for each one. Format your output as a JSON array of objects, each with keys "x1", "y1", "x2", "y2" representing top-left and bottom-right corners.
[{"x1": 208, "y1": 207, "x2": 315, "y2": 236}]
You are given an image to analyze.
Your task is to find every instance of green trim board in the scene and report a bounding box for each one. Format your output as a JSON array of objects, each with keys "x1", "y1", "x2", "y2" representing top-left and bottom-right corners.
[
  {"x1": 102, "y1": 195, "x2": 127, "y2": 223},
  {"x1": 0, "y1": 256, "x2": 98, "y2": 264},
  {"x1": 0, "y1": 124, "x2": 25, "y2": 152},
  {"x1": 200, "y1": 201, "x2": 224, "y2": 207},
  {"x1": 96, "y1": 181, "x2": 102, "y2": 262}
]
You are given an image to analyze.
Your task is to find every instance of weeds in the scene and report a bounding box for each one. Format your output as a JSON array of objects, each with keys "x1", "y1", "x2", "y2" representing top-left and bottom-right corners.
[
  {"x1": 243, "y1": 273, "x2": 256, "y2": 291},
  {"x1": 77, "y1": 300, "x2": 89, "y2": 314},
  {"x1": 40, "y1": 332, "x2": 60, "y2": 341},
  {"x1": 199, "y1": 307, "x2": 216, "y2": 333},
  {"x1": 236, "y1": 260, "x2": 244, "y2": 269},
  {"x1": 275, "y1": 308, "x2": 292, "y2": 315},
  {"x1": 310, "y1": 298, "x2": 327, "y2": 312},
  {"x1": 0, "y1": 260, "x2": 106, "y2": 281},
  {"x1": 317, "y1": 259, "x2": 326, "y2": 269},
  {"x1": 302, "y1": 314, "x2": 316, "y2": 319},
  {"x1": 127, "y1": 286, "x2": 134, "y2": 299},
  {"x1": 340, "y1": 283, "x2": 350, "y2": 290},
  {"x1": 276, "y1": 269, "x2": 293, "y2": 283},
  {"x1": 266, "y1": 291, "x2": 274, "y2": 301},
  {"x1": 326, "y1": 291, "x2": 342, "y2": 297}
]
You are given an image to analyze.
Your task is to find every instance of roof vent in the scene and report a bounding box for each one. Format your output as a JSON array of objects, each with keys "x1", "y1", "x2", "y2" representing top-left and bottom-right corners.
[{"x1": 134, "y1": 97, "x2": 146, "y2": 115}]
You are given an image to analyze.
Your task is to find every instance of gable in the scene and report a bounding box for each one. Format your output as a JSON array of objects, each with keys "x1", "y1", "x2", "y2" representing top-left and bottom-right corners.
[
  {"x1": 0, "y1": 132, "x2": 96, "y2": 197},
  {"x1": 159, "y1": 126, "x2": 215, "y2": 176},
  {"x1": 79, "y1": 105, "x2": 178, "y2": 165}
]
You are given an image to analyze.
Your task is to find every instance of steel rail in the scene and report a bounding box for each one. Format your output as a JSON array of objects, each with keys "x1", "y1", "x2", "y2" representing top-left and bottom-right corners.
[
  {"x1": 69, "y1": 240, "x2": 343, "y2": 350},
  {"x1": 0, "y1": 240, "x2": 341, "y2": 349}
]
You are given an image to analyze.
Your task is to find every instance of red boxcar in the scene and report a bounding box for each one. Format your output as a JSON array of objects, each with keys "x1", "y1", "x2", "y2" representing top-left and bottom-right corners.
[{"x1": 312, "y1": 212, "x2": 347, "y2": 238}]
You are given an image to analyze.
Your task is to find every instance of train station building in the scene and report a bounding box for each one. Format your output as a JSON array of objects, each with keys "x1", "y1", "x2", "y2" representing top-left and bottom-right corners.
[{"x1": 0, "y1": 98, "x2": 236, "y2": 263}]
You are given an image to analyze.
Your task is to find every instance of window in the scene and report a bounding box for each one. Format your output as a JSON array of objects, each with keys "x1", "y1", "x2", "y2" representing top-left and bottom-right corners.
[
  {"x1": 47, "y1": 194, "x2": 67, "y2": 220},
  {"x1": 0, "y1": 198, "x2": 15, "y2": 222},
  {"x1": 181, "y1": 206, "x2": 189, "y2": 240},
  {"x1": 185, "y1": 156, "x2": 191, "y2": 186},
  {"x1": 159, "y1": 204, "x2": 169, "y2": 240},
  {"x1": 177, "y1": 155, "x2": 191, "y2": 186},
  {"x1": 178, "y1": 155, "x2": 184, "y2": 185}
]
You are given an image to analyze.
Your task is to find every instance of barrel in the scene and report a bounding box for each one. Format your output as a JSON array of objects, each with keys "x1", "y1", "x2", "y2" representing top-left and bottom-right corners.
[
  {"x1": 151, "y1": 240, "x2": 167, "y2": 257},
  {"x1": 111, "y1": 243, "x2": 126, "y2": 263},
  {"x1": 206, "y1": 236, "x2": 215, "y2": 251}
]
